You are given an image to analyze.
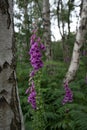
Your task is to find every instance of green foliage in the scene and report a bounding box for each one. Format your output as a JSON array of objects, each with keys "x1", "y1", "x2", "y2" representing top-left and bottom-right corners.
[
  {"x1": 16, "y1": 49, "x2": 87, "y2": 130},
  {"x1": 32, "y1": 71, "x2": 46, "y2": 130},
  {"x1": 15, "y1": 2, "x2": 87, "y2": 129},
  {"x1": 52, "y1": 33, "x2": 75, "y2": 62},
  {"x1": 40, "y1": 60, "x2": 87, "y2": 130},
  {"x1": 52, "y1": 41, "x2": 63, "y2": 61},
  {"x1": 59, "y1": 9, "x2": 69, "y2": 23}
]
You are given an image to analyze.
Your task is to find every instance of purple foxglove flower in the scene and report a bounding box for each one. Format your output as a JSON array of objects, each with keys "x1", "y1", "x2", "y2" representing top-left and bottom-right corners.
[
  {"x1": 40, "y1": 43, "x2": 46, "y2": 51},
  {"x1": 30, "y1": 34, "x2": 36, "y2": 45},
  {"x1": 37, "y1": 37, "x2": 41, "y2": 42},
  {"x1": 30, "y1": 70, "x2": 35, "y2": 77},
  {"x1": 32, "y1": 28, "x2": 37, "y2": 33},
  {"x1": 27, "y1": 81, "x2": 37, "y2": 109},
  {"x1": 26, "y1": 29, "x2": 45, "y2": 110},
  {"x1": 25, "y1": 88, "x2": 30, "y2": 94},
  {"x1": 31, "y1": 42, "x2": 38, "y2": 49},
  {"x1": 62, "y1": 81, "x2": 73, "y2": 105}
]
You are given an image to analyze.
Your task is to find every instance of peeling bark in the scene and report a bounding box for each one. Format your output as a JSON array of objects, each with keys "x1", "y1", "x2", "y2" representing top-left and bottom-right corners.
[
  {"x1": 0, "y1": 0, "x2": 25, "y2": 130},
  {"x1": 64, "y1": 0, "x2": 87, "y2": 83}
]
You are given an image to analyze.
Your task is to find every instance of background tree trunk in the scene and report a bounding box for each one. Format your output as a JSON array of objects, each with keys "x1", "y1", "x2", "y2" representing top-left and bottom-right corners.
[
  {"x1": 0, "y1": 0, "x2": 24, "y2": 129},
  {"x1": 23, "y1": 0, "x2": 29, "y2": 49},
  {"x1": 64, "y1": 0, "x2": 87, "y2": 83},
  {"x1": 57, "y1": 0, "x2": 71, "y2": 63},
  {"x1": 42, "y1": 0, "x2": 52, "y2": 60}
]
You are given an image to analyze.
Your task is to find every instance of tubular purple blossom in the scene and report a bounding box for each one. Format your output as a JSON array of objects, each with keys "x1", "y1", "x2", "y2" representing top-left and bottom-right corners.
[
  {"x1": 40, "y1": 43, "x2": 46, "y2": 51},
  {"x1": 26, "y1": 29, "x2": 45, "y2": 109},
  {"x1": 30, "y1": 70, "x2": 35, "y2": 77},
  {"x1": 27, "y1": 81, "x2": 37, "y2": 109},
  {"x1": 29, "y1": 34, "x2": 45, "y2": 71},
  {"x1": 62, "y1": 81, "x2": 73, "y2": 105}
]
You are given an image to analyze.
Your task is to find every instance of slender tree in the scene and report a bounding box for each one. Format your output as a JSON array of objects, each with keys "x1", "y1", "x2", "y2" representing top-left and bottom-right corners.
[
  {"x1": 23, "y1": 0, "x2": 30, "y2": 49},
  {"x1": 57, "y1": 0, "x2": 71, "y2": 62},
  {"x1": 64, "y1": 0, "x2": 87, "y2": 83},
  {"x1": 0, "y1": 0, "x2": 24, "y2": 129},
  {"x1": 42, "y1": 0, "x2": 52, "y2": 60}
]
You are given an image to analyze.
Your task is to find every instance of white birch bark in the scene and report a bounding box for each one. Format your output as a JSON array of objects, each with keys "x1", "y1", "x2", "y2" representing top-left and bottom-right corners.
[
  {"x1": 64, "y1": 0, "x2": 87, "y2": 83},
  {"x1": 42, "y1": 0, "x2": 52, "y2": 60},
  {"x1": 0, "y1": 0, "x2": 25, "y2": 129}
]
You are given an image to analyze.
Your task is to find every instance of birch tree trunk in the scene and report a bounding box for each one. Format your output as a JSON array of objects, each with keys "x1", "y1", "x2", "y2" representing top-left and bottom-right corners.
[
  {"x1": 64, "y1": 0, "x2": 87, "y2": 83},
  {"x1": 0, "y1": 0, "x2": 24, "y2": 129},
  {"x1": 42, "y1": 0, "x2": 52, "y2": 60}
]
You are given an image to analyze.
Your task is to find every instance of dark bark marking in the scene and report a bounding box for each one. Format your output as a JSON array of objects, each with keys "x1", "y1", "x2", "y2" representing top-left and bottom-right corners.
[
  {"x1": 0, "y1": 96, "x2": 8, "y2": 106},
  {"x1": 0, "y1": 67, "x2": 2, "y2": 73},
  {"x1": 8, "y1": 71, "x2": 14, "y2": 83},
  {"x1": 0, "y1": 89, "x2": 8, "y2": 95},
  {"x1": 10, "y1": 75, "x2": 21, "y2": 130},
  {"x1": 11, "y1": 118, "x2": 21, "y2": 130},
  {"x1": 81, "y1": 25, "x2": 86, "y2": 30},
  {"x1": 0, "y1": 61, "x2": 9, "y2": 73},
  {"x1": 74, "y1": 49, "x2": 78, "y2": 53},
  {"x1": 74, "y1": 61, "x2": 79, "y2": 64},
  {"x1": 76, "y1": 41, "x2": 80, "y2": 46},
  {"x1": 80, "y1": 0, "x2": 83, "y2": 16},
  {"x1": 0, "y1": 0, "x2": 11, "y2": 29},
  {"x1": 3, "y1": 61, "x2": 9, "y2": 68}
]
